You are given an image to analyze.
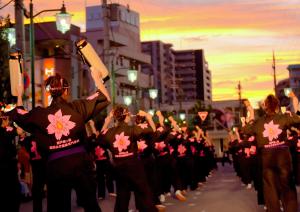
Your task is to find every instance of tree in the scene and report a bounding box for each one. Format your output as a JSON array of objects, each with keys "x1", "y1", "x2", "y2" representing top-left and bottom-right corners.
[{"x1": 0, "y1": 20, "x2": 14, "y2": 104}]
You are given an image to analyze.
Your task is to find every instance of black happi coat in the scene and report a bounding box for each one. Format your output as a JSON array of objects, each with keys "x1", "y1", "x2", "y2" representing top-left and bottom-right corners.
[
  {"x1": 101, "y1": 122, "x2": 153, "y2": 160},
  {"x1": 8, "y1": 91, "x2": 109, "y2": 156}
]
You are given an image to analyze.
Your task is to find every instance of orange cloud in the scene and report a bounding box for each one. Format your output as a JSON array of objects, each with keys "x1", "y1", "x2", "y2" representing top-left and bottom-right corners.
[{"x1": 4, "y1": 0, "x2": 300, "y2": 105}]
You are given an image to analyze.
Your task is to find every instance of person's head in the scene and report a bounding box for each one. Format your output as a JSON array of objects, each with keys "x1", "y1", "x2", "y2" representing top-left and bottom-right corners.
[
  {"x1": 135, "y1": 115, "x2": 146, "y2": 125},
  {"x1": 180, "y1": 123, "x2": 188, "y2": 132},
  {"x1": 264, "y1": 94, "x2": 279, "y2": 115},
  {"x1": 113, "y1": 105, "x2": 130, "y2": 123},
  {"x1": 45, "y1": 74, "x2": 69, "y2": 99}
]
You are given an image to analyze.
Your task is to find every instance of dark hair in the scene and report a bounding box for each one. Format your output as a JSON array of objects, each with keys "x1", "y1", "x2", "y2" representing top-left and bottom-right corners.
[
  {"x1": 264, "y1": 94, "x2": 279, "y2": 114},
  {"x1": 45, "y1": 74, "x2": 69, "y2": 98},
  {"x1": 113, "y1": 105, "x2": 128, "y2": 122},
  {"x1": 135, "y1": 115, "x2": 146, "y2": 124}
]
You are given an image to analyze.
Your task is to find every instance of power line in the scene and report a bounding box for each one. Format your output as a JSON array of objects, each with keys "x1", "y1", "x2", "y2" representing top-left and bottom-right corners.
[{"x1": 0, "y1": 0, "x2": 14, "y2": 10}]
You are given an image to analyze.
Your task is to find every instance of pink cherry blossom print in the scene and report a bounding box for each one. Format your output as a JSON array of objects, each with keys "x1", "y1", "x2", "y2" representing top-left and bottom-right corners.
[
  {"x1": 178, "y1": 144, "x2": 186, "y2": 156},
  {"x1": 155, "y1": 141, "x2": 166, "y2": 151},
  {"x1": 137, "y1": 140, "x2": 148, "y2": 152},
  {"x1": 250, "y1": 146, "x2": 256, "y2": 154},
  {"x1": 31, "y1": 141, "x2": 41, "y2": 160},
  {"x1": 169, "y1": 146, "x2": 174, "y2": 155},
  {"x1": 86, "y1": 92, "x2": 99, "y2": 100},
  {"x1": 263, "y1": 121, "x2": 282, "y2": 142},
  {"x1": 191, "y1": 146, "x2": 196, "y2": 154},
  {"x1": 189, "y1": 138, "x2": 195, "y2": 142},
  {"x1": 177, "y1": 134, "x2": 182, "y2": 139},
  {"x1": 47, "y1": 109, "x2": 76, "y2": 140},
  {"x1": 17, "y1": 108, "x2": 28, "y2": 115},
  {"x1": 157, "y1": 127, "x2": 164, "y2": 132},
  {"x1": 113, "y1": 132, "x2": 130, "y2": 152},
  {"x1": 95, "y1": 146, "x2": 105, "y2": 160},
  {"x1": 171, "y1": 131, "x2": 177, "y2": 136},
  {"x1": 244, "y1": 148, "x2": 250, "y2": 158},
  {"x1": 248, "y1": 136, "x2": 255, "y2": 142},
  {"x1": 138, "y1": 123, "x2": 148, "y2": 129},
  {"x1": 6, "y1": 126, "x2": 13, "y2": 132}
]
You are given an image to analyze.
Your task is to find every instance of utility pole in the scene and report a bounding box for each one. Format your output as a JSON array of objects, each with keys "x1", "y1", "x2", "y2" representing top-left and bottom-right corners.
[
  {"x1": 272, "y1": 50, "x2": 277, "y2": 97},
  {"x1": 14, "y1": 0, "x2": 25, "y2": 56},
  {"x1": 102, "y1": 0, "x2": 115, "y2": 105},
  {"x1": 237, "y1": 81, "x2": 242, "y2": 116},
  {"x1": 102, "y1": 0, "x2": 110, "y2": 66}
]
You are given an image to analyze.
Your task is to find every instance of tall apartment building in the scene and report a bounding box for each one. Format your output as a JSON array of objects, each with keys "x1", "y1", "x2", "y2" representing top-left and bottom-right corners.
[
  {"x1": 287, "y1": 64, "x2": 300, "y2": 97},
  {"x1": 141, "y1": 42, "x2": 212, "y2": 113},
  {"x1": 85, "y1": 3, "x2": 153, "y2": 110},
  {"x1": 141, "y1": 41, "x2": 176, "y2": 106},
  {"x1": 174, "y1": 49, "x2": 212, "y2": 103}
]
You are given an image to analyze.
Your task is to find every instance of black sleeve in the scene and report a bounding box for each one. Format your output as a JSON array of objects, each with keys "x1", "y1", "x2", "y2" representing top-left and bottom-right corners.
[
  {"x1": 133, "y1": 124, "x2": 154, "y2": 139},
  {"x1": 71, "y1": 90, "x2": 110, "y2": 122},
  {"x1": 7, "y1": 106, "x2": 40, "y2": 134}
]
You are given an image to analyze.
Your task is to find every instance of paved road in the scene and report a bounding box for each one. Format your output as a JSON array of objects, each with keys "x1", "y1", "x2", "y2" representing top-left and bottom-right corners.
[{"x1": 20, "y1": 164, "x2": 292, "y2": 212}]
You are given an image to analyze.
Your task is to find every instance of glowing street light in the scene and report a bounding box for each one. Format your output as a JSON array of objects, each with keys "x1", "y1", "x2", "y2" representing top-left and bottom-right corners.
[
  {"x1": 123, "y1": 95, "x2": 133, "y2": 106},
  {"x1": 56, "y1": 3, "x2": 72, "y2": 34},
  {"x1": 127, "y1": 69, "x2": 138, "y2": 83},
  {"x1": 149, "y1": 88, "x2": 158, "y2": 100},
  {"x1": 179, "y1": 113, "x2": 186, "y2": 121},
  {"x1": 148, "y1": 109, "x2": 155, "y2": 116}
]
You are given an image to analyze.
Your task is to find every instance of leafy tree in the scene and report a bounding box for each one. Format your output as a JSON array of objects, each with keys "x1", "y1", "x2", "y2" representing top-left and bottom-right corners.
[{"x1": 0, "y1": 25, "x2": 13, "y2": 104}]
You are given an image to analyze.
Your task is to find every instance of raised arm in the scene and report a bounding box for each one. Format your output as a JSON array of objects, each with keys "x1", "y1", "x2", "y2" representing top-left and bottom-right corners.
[
  {"x1": 90, "y1": 66, "x2": 111, "y2": 102},
  {"x1": 168, "y1": 116, "x2": 180, "y2": 132},
  {"x1": 156, "y1": 110, "x2": 165, "y2": 127},
  {"x1": 138, "y1": 110, "x2": 156, "y2": 132},
  {"x1": 101, "y1": 110, "x2": 113, "y2": 132},
  {"x1": 289, "y1": 91, "x2": 299, "y2": 113}
]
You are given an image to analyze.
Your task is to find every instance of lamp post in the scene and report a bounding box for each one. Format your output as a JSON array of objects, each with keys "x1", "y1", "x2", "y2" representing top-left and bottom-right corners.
[
  {"x1": 123, "y1": 95, "x2": 132, "y2": 106},
  {"x1": 27, "y1": 0, "x2": 71, "y2": 108},
  {"x1": 179, "y1": 112, "x2": 186, "y2": 121},
  {"x1": 111, "y1": 67, "x2": 137, "y2": 106},
  {"x1": 149, "y1": 88, "x2": 158, "y2": 110}
]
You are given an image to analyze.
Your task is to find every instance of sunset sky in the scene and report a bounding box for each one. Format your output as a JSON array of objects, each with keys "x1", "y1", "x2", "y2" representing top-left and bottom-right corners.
[{"x1": 2, "y1": 0, "x2": 300, "y2": 107}]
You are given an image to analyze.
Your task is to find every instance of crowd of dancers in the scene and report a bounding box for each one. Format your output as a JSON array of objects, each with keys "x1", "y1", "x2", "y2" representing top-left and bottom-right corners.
[
  {"x1": 229, "y1": 94, "x2": 300, "y2": 212},
  {"x1": 2, "y1": 66, "x2": 300, "y2": 212},
  {"x1": 0, "y1": 72, "x2": 218, "y2": 212}
]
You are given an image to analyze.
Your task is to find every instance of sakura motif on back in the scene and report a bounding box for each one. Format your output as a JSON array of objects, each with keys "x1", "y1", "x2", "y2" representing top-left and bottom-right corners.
[
  {"x1": 95, "y1": 146, "x2": 106, "y2": 160},
  {"x1": 263, "y1": 120, "x2": 282, "y2": 142},
  {"x1": 113, "y1": 132, "x2": 130, "y2": 152},
  {"x1": 47, "y1": 109, "x2": 76, "y2": 140},
  {"x1": 178, "y1": 144, "x2": 186, "y2": 156},
  {"x1": 157, "y1": 126, "x2": 164, "y2": 132},
  {"x1": 137, "y1": 140, "x2": 148, "y2": 152},
  {"x1": 155, "y1": 141, "x2": 166, "y2": 151},
  {"x1": 138, "y1": 123, "x2": 148, "y2": 129}
]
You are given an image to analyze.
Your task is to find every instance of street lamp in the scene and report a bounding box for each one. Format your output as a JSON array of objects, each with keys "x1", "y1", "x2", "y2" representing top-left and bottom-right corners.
[
  {"x1": 111, "y1": 67, "x2": 138, "y2": 106},
  {"x1": 0, "y1": 16, "x2": 15, "y2": 47},
  {"x1": 149, "y1": 88, "x2": 158, "y2": 100},
  {"x1": 127, "y1": 69, "x2": 138, "y2": 83},
  {"x1": 149, "y1": 88, "x2": 158, "y2": 110},
  {"x1": 123, "y1": 95, "x2": 132, "y2": 106},
  {"x1": 148, "y1": 109, "x2": 155, "y2": 116},
  {"x1": 26, "y1": 0, "x2": 72, "y2": 108},
  {"x1": 179, "y1": 112, "x2": 186, "y2": 121}
]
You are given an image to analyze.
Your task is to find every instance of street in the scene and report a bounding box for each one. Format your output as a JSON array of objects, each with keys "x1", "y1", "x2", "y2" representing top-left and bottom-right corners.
[{"x1": 20, "y1": 164, "x2": 270, "y2": 212}]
